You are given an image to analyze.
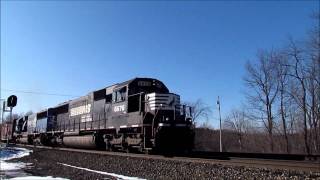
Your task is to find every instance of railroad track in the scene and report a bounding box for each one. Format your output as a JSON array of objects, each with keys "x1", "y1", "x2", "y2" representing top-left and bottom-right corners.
[{"x1": 13, "y1": 144, "x2": 320, "y2": 172}]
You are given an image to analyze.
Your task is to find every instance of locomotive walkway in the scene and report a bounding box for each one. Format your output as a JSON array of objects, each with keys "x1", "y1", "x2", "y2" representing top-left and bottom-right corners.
[{"x1": 17, "y1": 144, "x2": 320, "y2": 172}]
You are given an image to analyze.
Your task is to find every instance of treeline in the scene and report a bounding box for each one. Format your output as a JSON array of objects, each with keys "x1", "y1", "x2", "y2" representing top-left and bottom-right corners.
[
  {"x1": 194, "y1": 13, "x2": 319, "y2": 155},
  {"x1": 194, "y1": 127, "x2": 312, "y2": 154}
]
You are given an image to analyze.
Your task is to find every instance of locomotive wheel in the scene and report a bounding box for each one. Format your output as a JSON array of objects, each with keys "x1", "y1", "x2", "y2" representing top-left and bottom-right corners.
[
  {"x1": 138, "y1": 145, "x2": 143, "y2": 153},
  {"x1": 40, "y1": 134, "x2": 48, "y2": 145},
  {"x1": 27, "y1": 136, "x2": 33, "y2": 145},
  {"x1": 109, "y1": 144, "x2": 116, "y2": 152},
  {"x1": 106, "y1": 141, "x2": 112, "y2": 151},
  {"x1": 125, "y1": 147, "x2": 130, "y2": 153}
]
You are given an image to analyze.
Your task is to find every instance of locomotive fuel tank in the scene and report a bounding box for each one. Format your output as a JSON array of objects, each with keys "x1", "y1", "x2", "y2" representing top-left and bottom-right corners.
[
  {"x1": 63, "y1": 135, "x2": 97, "y2": 149},
  {"x1": 18, "y1": 137, "x2": 29, "y2": 144}
]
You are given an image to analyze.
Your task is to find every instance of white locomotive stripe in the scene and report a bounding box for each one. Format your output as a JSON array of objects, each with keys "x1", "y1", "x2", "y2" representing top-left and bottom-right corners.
[
  {"x1": 148, "y1": 101, "x2": 171, "y2": 105},
  {"x1": 150, "y1": 107, "x2": 176, "y2": 111},
  {"x1": 107, "y1": 126, "x2": 114, "y2": 129},
  {"x1": 149, "y1": 104, "x2": 169, "y2": 108},
  {"x1": 149, "y1": 105, "x2": 180, "y2": 109},
  {"x1": 149, "y1": 102, "x2": 172, "y2": 105},
  {"x1": 120, "y1": 125, "x2": 127, "y2": 128},
  {"x1": 131, "y1": 125, "x2": 139, "y2": 127},
  {"x1": 148, "y1": 99, "x2": 178, "y2": 103},
  {"x1": 158, "y1": 123, "x2": 170, "y2": 127},
  {"x1": 147, "y1": 97, "x2": 170, "y2": 101},
  {"x1": 150, "y1": 107, "x2": 174, "y2": 110},
  {"x1": 152, "y1": 95, "x2": 177, "y2": 98}
]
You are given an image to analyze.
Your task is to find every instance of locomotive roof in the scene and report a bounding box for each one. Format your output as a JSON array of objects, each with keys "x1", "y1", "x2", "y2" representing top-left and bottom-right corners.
[
  {"x1": 104, "y1": 77, "x2": 165, "y2": 89},
  {"x1": 37, "y1": 109, "x2": 48, "y2": 114},
  {"x1": 53, "y1": 101, "x2": 71, "y2": 109},
  {"x1": 27, "y1": 77, "x2": 168, "y2": 115},
  {"x1": 94, "y1": 77, "x2": 168, "y2": 92}
]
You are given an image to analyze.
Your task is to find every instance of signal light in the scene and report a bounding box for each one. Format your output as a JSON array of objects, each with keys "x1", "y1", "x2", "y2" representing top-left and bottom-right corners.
[{"x1": 7, "y1": 95, "x2": 17, "y2": 108}]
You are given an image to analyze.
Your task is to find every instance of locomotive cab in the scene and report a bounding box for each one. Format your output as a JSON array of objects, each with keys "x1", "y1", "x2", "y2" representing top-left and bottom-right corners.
[
  {"x1": 13, "y1": 116, "x2": 29, "y2": 144},
  {"x1": 123, "y1": 78, "x2": 194, "y2": 152}
]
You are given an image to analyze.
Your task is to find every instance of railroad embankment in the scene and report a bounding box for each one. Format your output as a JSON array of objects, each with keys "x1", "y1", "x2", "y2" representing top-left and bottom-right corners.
[{"x1": 7, "y1": 147, "x2": 320, "y2": 180}]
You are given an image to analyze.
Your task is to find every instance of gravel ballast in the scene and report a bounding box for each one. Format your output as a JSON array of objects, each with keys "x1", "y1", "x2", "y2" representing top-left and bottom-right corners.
[{"x1": 9, "y1": 147, "x2": 320, "y2": 180}]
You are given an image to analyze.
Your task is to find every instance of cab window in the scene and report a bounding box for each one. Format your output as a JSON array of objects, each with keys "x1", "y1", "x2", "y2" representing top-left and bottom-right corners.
[
  {"x1": 106, "y1": 94, "x2": 112, "y2": 103},
  {"x1": 113, "y1": 87, "x2": 127, "y2": 103}
]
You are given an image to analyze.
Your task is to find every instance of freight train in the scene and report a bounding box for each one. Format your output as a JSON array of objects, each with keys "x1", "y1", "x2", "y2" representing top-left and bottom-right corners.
[{"x1": 1, "y1": 78, "x2": 195, "y2": 153}]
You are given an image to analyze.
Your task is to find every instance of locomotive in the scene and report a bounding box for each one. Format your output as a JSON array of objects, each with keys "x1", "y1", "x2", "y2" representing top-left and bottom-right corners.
[{"x1": 10, "y1": 78, "x2": 194, "y2": 153}]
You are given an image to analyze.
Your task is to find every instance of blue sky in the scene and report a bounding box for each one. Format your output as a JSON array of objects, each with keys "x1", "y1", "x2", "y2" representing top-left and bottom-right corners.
[{"x1": 1, "y1": 1, "x2": 319, "y2": 127}]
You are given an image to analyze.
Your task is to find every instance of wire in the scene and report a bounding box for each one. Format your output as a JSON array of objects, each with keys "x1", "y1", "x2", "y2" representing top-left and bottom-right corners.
[{"x1": 1, "y1": 89, "x2": 80, "y2": 98}]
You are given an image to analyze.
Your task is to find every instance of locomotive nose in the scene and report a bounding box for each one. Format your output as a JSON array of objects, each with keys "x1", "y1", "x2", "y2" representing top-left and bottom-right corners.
[{"x1": 155, "y1": 125, "x2": 194, "y2": 153}]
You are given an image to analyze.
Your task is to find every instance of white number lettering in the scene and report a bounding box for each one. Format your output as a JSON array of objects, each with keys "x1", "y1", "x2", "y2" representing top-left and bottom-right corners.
[{"x1": 114, "y1": 105, "x2": 125, "y2": 112}]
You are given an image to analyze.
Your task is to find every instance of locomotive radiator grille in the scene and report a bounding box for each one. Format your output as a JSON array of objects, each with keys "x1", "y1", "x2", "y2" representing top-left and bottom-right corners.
[{"x1": 146, "y1": 93, "x2": 180, "y2": 111}]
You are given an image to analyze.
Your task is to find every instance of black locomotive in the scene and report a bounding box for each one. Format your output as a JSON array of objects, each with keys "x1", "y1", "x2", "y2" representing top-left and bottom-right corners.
[{"x1": 12, "y1": 78, "x2": 194, "y2": 153}]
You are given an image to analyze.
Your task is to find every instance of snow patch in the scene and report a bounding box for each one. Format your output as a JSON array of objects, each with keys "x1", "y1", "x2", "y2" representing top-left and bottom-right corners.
[
  {"x1": 58, "y1": 162, "x2": 146, "y2": 180},
  {"x1": 1, "y1": 147, "x2": 32, "y2": 171},
  {"x1": 1, "y1": 147, "x2": 69, "y2": 180},
  {"x1": 1, "y1": 161, "x2": 28, "y2": 171},
  {"x1": 1, "y1": 147, "x2": 32, "y2": 161}
]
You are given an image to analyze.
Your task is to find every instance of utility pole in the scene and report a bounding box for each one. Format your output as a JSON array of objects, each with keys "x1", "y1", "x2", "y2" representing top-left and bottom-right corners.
[
  {"x1": 217, "y1": 96, "x2": 222, "y2": 152},
  {"x1": 1, "y1": 100, "x2": 6, "y2": 143},
  {"x1": 8, "y1": 107, "x2": 13, "y2": 144},
  {"x1": 1, "y1": 99, "x2": 5, "y2": 124},
  {"x1": 2, "y1": 95, "x2": 18, "y2": 145}
]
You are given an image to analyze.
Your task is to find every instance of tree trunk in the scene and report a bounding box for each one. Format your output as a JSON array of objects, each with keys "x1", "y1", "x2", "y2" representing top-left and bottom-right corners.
[
  {"x1": 302, "y1": 85, "x2": 310, "y2": 154},
  {"x1": 238, "y1": 133, "x2": 242, "y2": 152},
  {"x1": 280, "y1": 89, "x2": 290, "y2": 153},
  {"x1": 267, "y1": 99, "x2": 274, "y2": 152}
]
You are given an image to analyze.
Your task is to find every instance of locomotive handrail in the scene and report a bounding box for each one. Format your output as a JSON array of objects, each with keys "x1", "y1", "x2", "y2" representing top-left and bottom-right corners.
[
  {"x1": 151, "y1": 109, "x2": 160, "y2": 137},
  {"x1": 127, "y1": 92, "x2": 144, "y2": 97}
]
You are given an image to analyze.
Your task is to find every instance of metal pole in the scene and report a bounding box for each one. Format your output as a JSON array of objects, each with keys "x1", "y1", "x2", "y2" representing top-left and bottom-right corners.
[
  {"x1": 7, "y1": 107, "x2": 13, "y2": 144},
  {"x1": 217, "y1": 96, "x2": 222, "y2": 152},
  {"x1": 1, "y1": 100, "x2": 6, "y2": 144},
  {"x1": 1, "y1": 100, "x2": 5, "y2": 124},
  {"x1": 10, "y1": 107, "x2": 13, "y2": 122}
]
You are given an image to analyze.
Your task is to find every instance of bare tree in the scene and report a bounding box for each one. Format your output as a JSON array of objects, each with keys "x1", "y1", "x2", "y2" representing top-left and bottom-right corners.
[
  {"x1": 283, "y1": 39, "x2": 312, "y2": 154},
  {"x1": 305, "y1": 12, "x2": 320, "y2": 153},
  {"x1": 244, "y1": 50, "x2": 279, "y2": 152},
  {"x1": 241, "y1": 12, "x2": 319, "y2": 154},
  {"x1": 275, "y1": 53, "x2": 291, "y2": 153},
  {"x1": 185, "y1": 99, "x2": 212, "y2": 126},
  {"x1": 224, "y1": 109, "x2": 248, "y2": 152},
  {"x1": 273, "y1": 12, "x2": 320, "y2": 154}
]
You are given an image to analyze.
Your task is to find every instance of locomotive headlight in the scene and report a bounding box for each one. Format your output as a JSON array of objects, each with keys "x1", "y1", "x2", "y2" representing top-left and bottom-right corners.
[{"x1": 166, "y1": 117, "x2": 169, "y2": 121}]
